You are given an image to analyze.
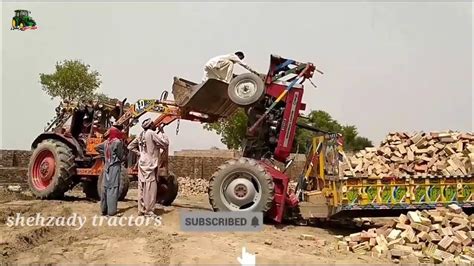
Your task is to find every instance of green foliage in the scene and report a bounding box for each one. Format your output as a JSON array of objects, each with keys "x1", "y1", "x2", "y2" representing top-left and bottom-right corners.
[
  {"x1": 308, "y1": 110, "x2": 342, "y2": 132},
  {"x1": 204, "y1": 109, "x2": 373, "y2": 152},
  {"x1": 203, "y1": 108, "x2": 248, "y2": 149},
  {"x1": 295, "y1": 110, "x2": 373, "y2": 153},
  {"x1": 40, "y1": 59, "x2": 102, "y2": 102},
  {"x1": 350, "y1": 136, "x2": 373, "y2": 151},
  {"x1": 90, "y1": 92, "x2": 111, "y2": 102},
  {"x1": 83, "y1": 92, "x2": 122, "y2": 107}
]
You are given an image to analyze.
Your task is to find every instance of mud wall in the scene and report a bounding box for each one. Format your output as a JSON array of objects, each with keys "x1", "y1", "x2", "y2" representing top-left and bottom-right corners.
[{"x1": 0, "y1": 150, "x2": 306, "y2": 185}]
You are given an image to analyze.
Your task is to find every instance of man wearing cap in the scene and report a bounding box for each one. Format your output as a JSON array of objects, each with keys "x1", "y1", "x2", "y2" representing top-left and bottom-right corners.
[
  {"x1": 127, "y1": 119, "x2": 169, "y2": 216},
  {"x1": 202, "y1": 51, "x2": 256, "y2": 83},
  {"x1": 95, "y1": 125, "x2": 125, "y2": 216}
]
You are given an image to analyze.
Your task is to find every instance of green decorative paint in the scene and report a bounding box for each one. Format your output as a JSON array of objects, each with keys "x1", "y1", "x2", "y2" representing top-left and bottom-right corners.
[
  {"x1": 428, "y1": 186, "x2": 440, "y2": 202},
  {"x1": 392, "y1": 187, "x2": 407, "y2": 202},
  {"x1": 444, "y1": 186, "x2": 456, "y2": 201},
  {"x1": 414, "y1": 186, "x2": 426, "y2": 202},
  {"x1": 347, "y1": 188, "x2": 359, "y2": 204},
  {"x1": 381, "y1": 187, "x2": 392, "y2": 203},
  {"x1": 366, "y1": 186, "x2": 377, "y2": 201},
  {"x1": 462, "y1": 185, "x2": 472, "y2": 201}
]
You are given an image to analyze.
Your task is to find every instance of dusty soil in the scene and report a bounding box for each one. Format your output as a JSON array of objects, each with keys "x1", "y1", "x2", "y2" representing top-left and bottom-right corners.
[{"x1": 0, "y1": 188, "x2": 390, "y2": 265}]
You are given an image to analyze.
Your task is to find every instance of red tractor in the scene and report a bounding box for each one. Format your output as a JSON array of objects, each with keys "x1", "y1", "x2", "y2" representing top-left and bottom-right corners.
[
  {"x1": 207, "y1": 55, "x2": 322, "y2": 222},
  {"x1": 27, "y1": 89, "x2": 237, "y2": 203}
]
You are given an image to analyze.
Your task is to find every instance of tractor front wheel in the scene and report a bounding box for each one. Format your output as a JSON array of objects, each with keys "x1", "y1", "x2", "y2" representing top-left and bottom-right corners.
[
  {"x1": 28, "y1": 139, "x2": 76, "y2": 199},
  {"x1": 97, "y1": 166, "x2": 130, "y2": 201},
  {"x1": 208, "y1": 157, "x2": 274, "y2": 212}
]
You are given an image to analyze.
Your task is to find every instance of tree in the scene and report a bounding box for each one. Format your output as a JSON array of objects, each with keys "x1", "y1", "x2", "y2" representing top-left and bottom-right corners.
[
  {"x1": 295, "y1": 110, "x2": 373, "y2": 153},
  {"x1": 203, "y1": 108, "x2": 248, "y2": 149},
  {"x1": 40, "y1": 59, "x2": 102, "y2": 102},
  {"x1": 204, "y1": 109, "x2": 373, "y2": 153},
  {"x1": 351, "y1": 136, "x2": 373, "y2": 151}
]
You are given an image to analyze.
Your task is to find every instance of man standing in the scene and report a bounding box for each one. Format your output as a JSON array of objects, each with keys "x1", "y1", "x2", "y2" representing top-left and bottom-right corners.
[
  {"x1": 128, "y1": 119, "x2": 169, "y2": 216},
  {"x1": 96, "y1": 125, "x2": 124, "y2": 216},
  {"x1": 202, "y1": 51, "x2": 256, "y2": 83}
]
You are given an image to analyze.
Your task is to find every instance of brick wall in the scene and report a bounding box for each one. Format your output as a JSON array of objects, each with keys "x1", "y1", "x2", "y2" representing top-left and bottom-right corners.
[
  {"x1": 0, "y1": 150, "x2": 31, "y2": 168},
  {"x1": 173, "y1": 149, "x2": 241, "y2": 158},
  {"x1": 0, "y1": 149, "x2": 306, "y2": 184}
]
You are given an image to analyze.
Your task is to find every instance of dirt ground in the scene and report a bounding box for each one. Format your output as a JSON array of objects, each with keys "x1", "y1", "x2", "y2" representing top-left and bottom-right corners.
[{"x1": 0, "y1": 188, "x2": 390, "y2": 265}]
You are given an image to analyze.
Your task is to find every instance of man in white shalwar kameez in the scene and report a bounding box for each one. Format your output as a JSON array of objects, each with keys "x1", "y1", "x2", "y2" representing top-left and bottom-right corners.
[
  {"x1": 202, "y1": 51, "x2": 255, "y2": 83},
  {"x1": 127, "y1": 119, "x2": 169, "y2": 216}
]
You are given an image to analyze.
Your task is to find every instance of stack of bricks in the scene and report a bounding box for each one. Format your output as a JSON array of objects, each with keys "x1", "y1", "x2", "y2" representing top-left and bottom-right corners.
[
  {"x1": 0, "y1": 150, "x2": 29, "y2": 186},
  {"x1": 177, "y1": 176, "x2": 208, "y2": 196},
  {"x1": 337, "y1": 204, "x2": 474, "y2": 264},
  {"x1": 343, "y1": 131, "x2": 474, "y2": 178}
]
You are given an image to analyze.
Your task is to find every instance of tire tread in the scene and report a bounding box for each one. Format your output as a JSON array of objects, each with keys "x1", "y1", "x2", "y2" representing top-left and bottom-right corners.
[{"x1": 208, "y1": 157, "x2": 274, "y2": 212}]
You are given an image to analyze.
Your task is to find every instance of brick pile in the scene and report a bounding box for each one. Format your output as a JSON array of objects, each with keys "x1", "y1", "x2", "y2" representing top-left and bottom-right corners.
[
  {"x1": 343, "y1": 131, "x2": 474, "y2": 177},
  {"x1": 177, "y1": 177, "x2": 208, "y2": 196},
  {"x1": 337, "y1": 204, "x2": 474, "y2": 264}
]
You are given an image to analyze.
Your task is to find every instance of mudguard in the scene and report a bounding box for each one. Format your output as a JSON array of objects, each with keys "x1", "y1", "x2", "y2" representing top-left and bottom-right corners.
[{"x1": 31, "y1": 132, "x2": 84, "y2": 158}]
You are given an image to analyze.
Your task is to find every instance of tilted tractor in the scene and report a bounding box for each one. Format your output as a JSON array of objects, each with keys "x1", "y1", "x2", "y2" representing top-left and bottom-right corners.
[{"x1": 28, "y1": 54, "x2": 474, "y2": 222}]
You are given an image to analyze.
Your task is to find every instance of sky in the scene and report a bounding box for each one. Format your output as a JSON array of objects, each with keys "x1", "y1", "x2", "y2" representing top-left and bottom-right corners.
[{"x1": 1, "y1": 2, "x2": 473, "y2": 152}]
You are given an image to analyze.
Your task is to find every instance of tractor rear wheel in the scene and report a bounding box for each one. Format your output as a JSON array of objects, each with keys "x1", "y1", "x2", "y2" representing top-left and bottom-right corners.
[
  {"x1": 208, "y1": 157, "x2": 274, "y2": 212},
  {"x1": 97, "y1": 166, "x2": 130, "y2": 201},
  {"x1": 228, "y1": 73, "x2": 265, "y2": 107},
  {"x1": 156, "y1": 172, "x2": 179, "y2": 206},
  {"x1": 83, "y1": 179, "x2": 99, "y2": 200},
  {"x1": 28, "y1": 139, "x2": 76, "y2": 199}
]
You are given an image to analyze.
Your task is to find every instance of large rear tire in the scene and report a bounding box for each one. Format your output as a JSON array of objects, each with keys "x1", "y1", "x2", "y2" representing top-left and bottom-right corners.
[
  {"x1": 83, "y1": 179, "x2": 99, "y2": 200},
  {"x1": 97, "y1": 166, "x2": 130, "y2": 201},
  {"x1": 208, "y1": 157, "x2": 274, "y2": 212},
  {"x1": 228, "y1": 73, "x2": 265, "y2": 107},
  {"x1": 28, "y1": 139, "x2": 76, "y2": 199},
  {"x1": 156, "y1": 172, "x2": 179, "y2": 206}
]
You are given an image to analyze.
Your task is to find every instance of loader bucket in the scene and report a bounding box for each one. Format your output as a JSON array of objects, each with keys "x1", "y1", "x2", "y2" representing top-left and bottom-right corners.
[{"x1": 172, "y1": 77, "x2": 238, "y2": 118}]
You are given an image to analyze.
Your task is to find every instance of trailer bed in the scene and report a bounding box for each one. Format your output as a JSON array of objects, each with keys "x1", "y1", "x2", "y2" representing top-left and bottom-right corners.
[{"x1": 300, "y1": 174, "x2": 474, "y2": 219}]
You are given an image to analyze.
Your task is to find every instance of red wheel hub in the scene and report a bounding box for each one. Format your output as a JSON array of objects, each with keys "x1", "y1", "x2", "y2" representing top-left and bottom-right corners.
[
  {"x1": 234, "y1": 184, "x2": 248, "y2": 198},
  {"x1": 31, "y1": 150, "x2": 56, "y2": 190}
]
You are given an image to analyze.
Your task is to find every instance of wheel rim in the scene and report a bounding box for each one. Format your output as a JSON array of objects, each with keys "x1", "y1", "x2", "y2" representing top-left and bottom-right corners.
[
  {"x1": 219, "y1": 171, "x2": 262, "y2": 211},
  {"x1": 233, "y1": 79, "x2": 258, "y2": 100},
  {"x1": 31, "y1": 149, "x2": 56, "y2": 190}
]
